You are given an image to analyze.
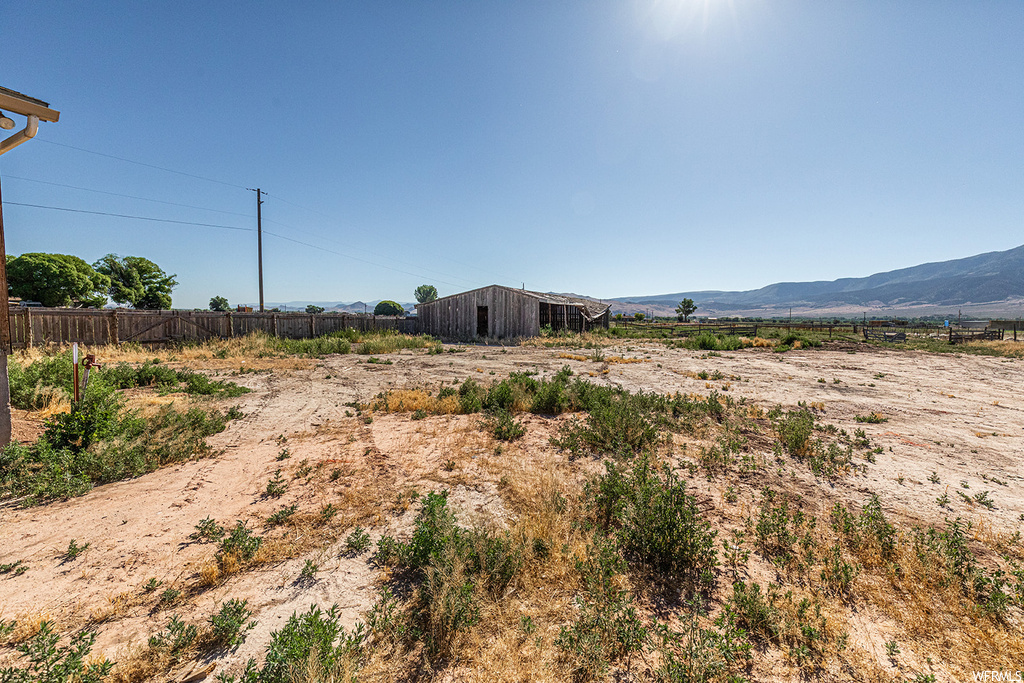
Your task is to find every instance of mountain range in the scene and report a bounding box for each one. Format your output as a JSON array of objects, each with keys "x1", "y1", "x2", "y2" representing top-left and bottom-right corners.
[
  {"x1": 606, "y1": 244, "x2": 1024, "y2": 318},
  {"x1": 247, "y1": 245, "x2": 1024, "y2": 320}
]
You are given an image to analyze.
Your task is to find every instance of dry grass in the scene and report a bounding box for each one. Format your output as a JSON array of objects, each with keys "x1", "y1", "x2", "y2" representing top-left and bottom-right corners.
[
  {"x1": 744, "y1": 336, "x2": 776, "y2": 348},
  {"x1": 358, "y1": 461, "x2": 587, "y2": 683},
  {"x1": 89, "y1": 591, "x2": 136, "y2": 625},
  {"x1": 823, "y1": 520, "x2": 1024, "y2": 677},
  {"x1": 604, "y1": 356, "x2": 646, "y2": 364},
  {"x1": 12, "y1": 334, "x2": 318, "y2": 370},
  {"x1": 26, "y1": 391, "x2": 71, "y2": 419},
  {"x1": 1, "y1": 611, "x2": 53, "y2": 645},
  {"x1": 521, "y1": 332, "x2": 622, "y2": 349},
  {"x1": 557, "y1": 352, "x2": 645, "y2": 364},
  {"x1": 368, "y1": 389, "x2": 460, "y2": 415},
  {"x1": 108, "y1": 642, "x2": 164, "y2": 683},
  {"x1": 968, "y1": 339, "x2": 1024, "y2": 357}
]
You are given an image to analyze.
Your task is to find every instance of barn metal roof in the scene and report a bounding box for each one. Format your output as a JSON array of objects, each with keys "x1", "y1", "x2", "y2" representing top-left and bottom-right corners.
[{"x1": 418, "y1": 285, "x2": 611, "y2": 321}]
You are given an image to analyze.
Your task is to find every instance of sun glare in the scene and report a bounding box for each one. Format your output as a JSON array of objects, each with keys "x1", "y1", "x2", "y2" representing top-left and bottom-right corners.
[{"x1": 638, "y1": 0, "x2": 739, "y2": 40}]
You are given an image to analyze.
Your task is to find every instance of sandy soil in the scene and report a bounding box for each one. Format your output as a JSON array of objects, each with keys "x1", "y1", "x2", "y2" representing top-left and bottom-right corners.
[{"x1": 0, "y1": 342, "x2": 1021, "y2": 679}]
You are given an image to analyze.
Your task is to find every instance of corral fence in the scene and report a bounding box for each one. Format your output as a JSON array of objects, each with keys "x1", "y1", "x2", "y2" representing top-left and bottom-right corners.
[
  {"x1": 6, "y1": 308, "x2": 417, "y2": 349},
  {"x1": 615, "y1": 319, "x2": 1024, "y2": 344},
  {"x1": 948, "y1": 329, "x2": 1003, "y2": 344},
  {"x1": 613, "y1": 320, "x2": 845, "y2": 337},
  {"x1": 862, "y1": 329, "x2": 907, "y2": 343}
]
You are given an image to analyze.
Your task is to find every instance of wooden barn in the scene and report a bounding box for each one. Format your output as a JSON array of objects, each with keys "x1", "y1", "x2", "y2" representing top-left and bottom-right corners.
[{"x1": 416, "y1": 285, "x2": 610, "y2": 341}]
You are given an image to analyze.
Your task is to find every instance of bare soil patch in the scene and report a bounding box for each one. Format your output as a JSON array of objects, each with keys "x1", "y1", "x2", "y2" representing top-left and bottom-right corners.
[{"x1": 1, "y1": 342, "x2": 1021, "y2": 680}]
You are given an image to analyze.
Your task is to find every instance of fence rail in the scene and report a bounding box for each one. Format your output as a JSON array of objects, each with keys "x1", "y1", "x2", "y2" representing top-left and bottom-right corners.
[
  {"x1": 6, "y1": 308, "x2": 417, "y2": 349},
  {"x1": 949, "y1": 329, "x2": 1003, "y2": 344}
]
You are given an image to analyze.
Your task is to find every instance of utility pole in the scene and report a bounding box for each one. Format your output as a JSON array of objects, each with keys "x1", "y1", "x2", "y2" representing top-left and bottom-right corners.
[{"x1": 247, "y1": 187, "x2": 267, "y2": 311}]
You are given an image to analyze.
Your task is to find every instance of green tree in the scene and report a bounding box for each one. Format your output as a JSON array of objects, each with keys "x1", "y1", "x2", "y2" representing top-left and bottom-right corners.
[
  {"x1": 675, "y1": 298, "x2": 697, "y2": 322},
  {"x1": 7, "y1": 253, "x2": 109, "y2": 308},
  {"x1": 305, "y1": 304, "x2": 325, "y2": 314},
  {"x1": 93, "y1": 254, "x2": 177, "y2": 310},
  {"x1": 634, "y1": 312, "x2": 645, "y2": 321},
  {"x1": 373, "y1": 300, "x2": 404, "y2": 316},
  {"x1": 414, "y1": 284, "x2": 438, "y2": 304},
  {"x1": 209, "y1": 296, "x2": 230, "y2": 312}
]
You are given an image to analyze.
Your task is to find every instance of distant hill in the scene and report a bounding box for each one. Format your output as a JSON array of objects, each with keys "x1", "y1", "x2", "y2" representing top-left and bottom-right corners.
[
  {"x1": 242, "y1": 300, "x2": 416, "y2": 314},
  {"x1": 609, "y1": 244, "x2": 1024, "y2": 318}
]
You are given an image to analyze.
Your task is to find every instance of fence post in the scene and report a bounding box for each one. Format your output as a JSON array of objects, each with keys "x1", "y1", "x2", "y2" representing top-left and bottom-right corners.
[
  {"x1": 226, "y1": 312, "x2": 234, "y2": 338},
  {"x1": 272, "y1": 313, "x2": 279, "y2": 338},
  {"x1": 310, "y1": 314, "x2": 316, "y2": 338},
  {"x1": 108, "y1": 309, "x2": 119, "y2": 345},
  {"x1": 24, "y1": 307, "x2": 32, "y2": 347}
]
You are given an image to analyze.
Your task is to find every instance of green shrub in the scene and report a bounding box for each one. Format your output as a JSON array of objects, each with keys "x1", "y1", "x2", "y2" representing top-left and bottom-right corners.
[
  {"x1": 102, "y1": 361, "x2": 249, "y2": 397},
  {"x1": 484, "y1": 409, "x2": 526, "y2": 441},
  {"x1": 148, "y1": 614, "x2": 197, "y2": 663},
  {"x1": 753, "y1": 489, "x2": 816, "y2": 567},
  {"x1": 0, "y1": 621, "x2": 113, "y2": 683},
  {"x1": 556, "y1": 536, "x2": 647, "y2": 681},
  {"x1": 220, "y1": 521, "x2": 263, "y2": 562},
  {"x1": 721, "y1": 581, "x2": 833, "y2": 662},
  {"x1": 552, "y1": 394, "x2": 663, "y2": 457},
  {"x1": 256, "y1": 604, "x2": 366, "y2": 683},
  {"x1": 652, "y1": 611, "x2": 752, "y2": 682},
  {"x1": 43, "y1": 392, "x2": 124, "y2": 453},
  {"x1": 8, "y1": 353, "x2": 79, "y2": 409},
  {"x1": 457, "y1": 378, "x2": 486, "y2": 414},
  {"x1": 680, "y1": 332, "x2": 743, "y2": 351},
  {"x1": 345, "y1": 527, "x2": 372, "y2": 553},
  {"x1": 367, "y1": 492, "x2": 525, "y2": 660},
  {"x1": 770, "y1": 407, "x2": 816, "y2": 457},
  {"x1": 1, "y1": 401, "x2": 237, "y2": 505},
  {"x1": 590, "y1": 456, "x2": 717, "y2": 591}
]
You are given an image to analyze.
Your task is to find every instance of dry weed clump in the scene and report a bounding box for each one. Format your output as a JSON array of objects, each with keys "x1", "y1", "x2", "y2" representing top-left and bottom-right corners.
[
  {"x1": 27, "y1": 390, "x2": 71, "y2": 419},
  {"x1": 1, "y1": 611, "x2": 53, "y2": 645},
  {"x1": 745, "y1": 336, "x2": 775, "y2": 348},
  {"x1": 367, "y1": 389, "x2": 459, "y2": 415}
]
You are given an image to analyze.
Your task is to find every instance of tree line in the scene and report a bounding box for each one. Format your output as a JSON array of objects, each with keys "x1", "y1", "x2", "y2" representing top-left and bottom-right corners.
[{"x1": 6, "y1": 252, "x2": 176, "y2": 309}]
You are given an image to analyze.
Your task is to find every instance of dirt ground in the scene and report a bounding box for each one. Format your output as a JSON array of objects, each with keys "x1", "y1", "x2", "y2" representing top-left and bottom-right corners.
[{"x1": 0, "y1": 341, "x2": 1021, "y2": 680}]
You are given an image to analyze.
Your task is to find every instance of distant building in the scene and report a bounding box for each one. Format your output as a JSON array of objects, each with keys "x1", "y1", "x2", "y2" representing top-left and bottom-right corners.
[{"x1": 416, "y1": 285, "x2": 610, "y2": 341}]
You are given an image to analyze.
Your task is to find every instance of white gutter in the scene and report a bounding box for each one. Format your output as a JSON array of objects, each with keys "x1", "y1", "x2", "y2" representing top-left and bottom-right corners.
[{"x1": 0, "y1": 114, "x2": 39, "y2": 156}]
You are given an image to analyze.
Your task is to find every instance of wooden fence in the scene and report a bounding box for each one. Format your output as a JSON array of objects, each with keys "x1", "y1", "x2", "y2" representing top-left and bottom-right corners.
[
  {"x1": 862, "y1": 329, "x2": 907, "y2": 343},
  {"x1": 6, "y1": 308, "x2": 417, "y2": 349},
  {"x1": 949, "y1": 328, "x2": 1003, "y2": 344}
]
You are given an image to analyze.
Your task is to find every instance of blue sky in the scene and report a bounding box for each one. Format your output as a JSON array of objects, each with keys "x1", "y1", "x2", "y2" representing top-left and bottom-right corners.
[{"x1": 2, "y1": 1, "x2": 1022, "y2": 308}]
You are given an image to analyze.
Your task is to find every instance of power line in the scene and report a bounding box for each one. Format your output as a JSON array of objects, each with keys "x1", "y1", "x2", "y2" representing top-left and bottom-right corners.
[
  {"x1": 262, "y1": 217, "x2": 481, "y2": 287},
  {"x1": 12, "y1": 143, "x2": 513, "y2": 288},
  {"x1": 35, "y1": 140, "x2": 247, "y2": 190},
  {"x1": 25, "y1": 143, "x2": 517, "y2": 287},
  {"x1": 2, "y1": 174, "x2": 252, "y2": 217},
  {"x1": 4, "y1": 202, "x2": 252, "y2": 231},
  {"x1": 7, "y1": 200, "x2": 479, "y2": 287},
  {"x1": 261, "y1": 192, "x2": 520, "y2": 284},
  {"x1": 261, "y1": 229, "x2": 469, "y2": 289}
]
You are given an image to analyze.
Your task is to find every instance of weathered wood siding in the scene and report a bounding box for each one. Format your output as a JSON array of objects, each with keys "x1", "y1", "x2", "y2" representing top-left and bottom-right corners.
[
  {"x1": 6, "y1": 308, "x2": 416, "y2": 348},
  {"x1": 417, "y1": 286, "x2": 541, "y2": 341}
]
